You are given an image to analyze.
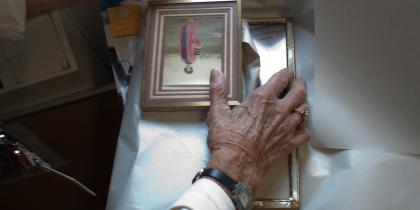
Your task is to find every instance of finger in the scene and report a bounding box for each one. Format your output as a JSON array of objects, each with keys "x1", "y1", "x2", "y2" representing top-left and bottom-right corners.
[
  {"x1": 208, "y1": 69, "x2": 230, "y2": 120},
  {"x1": 290, "y1": 127, "x2": 311, "y2": 146},
  {"x1": 296, "y1": 114, "x2": 308, "y2": 131},
  {"x1": 260, "y1": 68, "x2": 294, "y2": 98},
  {"x1": 280, "y1": 78, "x2": 307, "y2": 113},
  {"x1": 283, "y1": 103, "x2": 309, "y2": 131}
]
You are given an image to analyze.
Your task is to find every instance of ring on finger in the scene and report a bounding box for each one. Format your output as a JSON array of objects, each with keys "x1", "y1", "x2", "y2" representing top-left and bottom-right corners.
[{"x1": 293, "y1": 107, "x2": 309, "y2": 119}]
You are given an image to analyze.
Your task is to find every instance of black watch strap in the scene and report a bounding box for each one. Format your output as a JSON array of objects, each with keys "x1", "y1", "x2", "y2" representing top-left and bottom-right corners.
[
  {"x1": 192, "y1": 167, "x2": 253, "y2": 210},
  {"x1": 192, "y1": 168, "x2": 237, "y2": 192}
]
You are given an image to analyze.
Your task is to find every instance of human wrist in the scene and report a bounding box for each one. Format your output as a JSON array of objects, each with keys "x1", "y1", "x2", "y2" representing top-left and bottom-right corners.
[{"x1": 207, "y1": 147, "x2": 263, "y2": 193}]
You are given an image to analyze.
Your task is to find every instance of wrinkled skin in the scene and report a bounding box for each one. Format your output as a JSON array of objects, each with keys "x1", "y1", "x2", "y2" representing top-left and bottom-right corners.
[{"x1": 206, "y1": 68, "x2": 310, "y2": 193}]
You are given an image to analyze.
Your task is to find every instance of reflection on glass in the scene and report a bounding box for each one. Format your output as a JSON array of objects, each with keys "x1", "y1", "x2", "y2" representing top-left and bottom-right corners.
[
  {"x1": 249, "y1": 24, "x2": 287, "y2": 85},
  {"x1": 162, "y1": 16, "x2": 223, "y2": 86}
]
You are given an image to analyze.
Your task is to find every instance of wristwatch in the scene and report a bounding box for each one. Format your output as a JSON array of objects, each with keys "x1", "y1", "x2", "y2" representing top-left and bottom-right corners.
[{"x1": 192, "y1": 167, "x2": 252, "y2": 210}]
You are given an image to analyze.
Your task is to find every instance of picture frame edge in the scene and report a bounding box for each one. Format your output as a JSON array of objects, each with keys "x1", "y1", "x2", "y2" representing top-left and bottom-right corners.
[
  {"x1": 141, "y1": 0, "x2": 242, "y2": 111},
  {"x1": 247, "y1": 18, "x2": 300, "y2": 210}
]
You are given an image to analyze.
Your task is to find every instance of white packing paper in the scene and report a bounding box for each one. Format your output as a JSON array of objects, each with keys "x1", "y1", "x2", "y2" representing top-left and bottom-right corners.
[
  {"x1": 301, "y1": 146, "x2": 420, "y2": 210},
  {"x1": 106, "y1": 1, "x2": 420, "y2": 210},
  {"x1": 311, "y1": 0, "x2": 420, "y2": 154}
]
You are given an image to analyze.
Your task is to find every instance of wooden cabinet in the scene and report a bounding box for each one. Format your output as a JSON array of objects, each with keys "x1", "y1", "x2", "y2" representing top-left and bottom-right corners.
[{"x1": 0, "y1": 9, "x2": 114, "y2": 120}]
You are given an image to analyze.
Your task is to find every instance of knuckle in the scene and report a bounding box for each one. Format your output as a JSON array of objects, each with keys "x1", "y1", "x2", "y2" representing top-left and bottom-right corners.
[
  {"x1": 303, "y1": 130, "x2": 311, "y2": 140},
  {"x1": 278, "y1": 76, "x2": 291, "y2": 86},
  {"x1": 251, "y1": 89, "x2": 269, "y2": 99},
  {"x1": 276, "y1": 68, "x2": 292, "y2": 76},
  {"x1": 280, "y1": 98, "x2": 293, "y2": 108},
  {"x1": 270, "y1": 72, "x2": 290, "y2": 87},
  {"x1": 279, "y1": 69, "x2": 293, "y2": 79},
  {"x1": 264, "y1": 70, "x2": 292, "y2": 90},
  {"x1": 210, "y1": 83, "x2": 222, "y2": 92}
]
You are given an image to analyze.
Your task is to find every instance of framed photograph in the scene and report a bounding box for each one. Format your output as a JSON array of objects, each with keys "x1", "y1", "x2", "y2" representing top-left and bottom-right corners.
[
  {"x1": 141, "y1": 0, "x2": 241, "y2": 110},
  {"x1": 245, "y1": 18, "x2": 300, "y2": 209}
]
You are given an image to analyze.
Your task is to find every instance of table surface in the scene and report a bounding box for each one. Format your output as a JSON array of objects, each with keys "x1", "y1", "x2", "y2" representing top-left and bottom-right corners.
[{"x1": 106, "y1": 1, "x2": 420, "y2": 210}]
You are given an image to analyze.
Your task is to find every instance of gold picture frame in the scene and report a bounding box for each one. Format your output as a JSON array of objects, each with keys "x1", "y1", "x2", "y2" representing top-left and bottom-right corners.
[
  {"x1": 141, "y1": 0, "x2": 242, "y2": 111},
  {"x1": 246, "y1": 18, "x2": 300, "y2": 210}
]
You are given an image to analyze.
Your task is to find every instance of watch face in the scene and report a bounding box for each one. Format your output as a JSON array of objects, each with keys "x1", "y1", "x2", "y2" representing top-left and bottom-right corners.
[
  {"x1": 234, "y1": 183, "x2": 252, "y2": 210},
  {"x1": 192, "y1": 167, "x2": 205, "y2": 183},
  {"x1": 238, "y1": 191, "x2": 250, "y2": 207}
]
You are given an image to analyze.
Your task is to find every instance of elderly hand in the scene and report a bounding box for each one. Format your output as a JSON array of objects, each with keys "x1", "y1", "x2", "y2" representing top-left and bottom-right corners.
[{"x1": 206, "y1": 68, "x2": 310, "y2": 193}]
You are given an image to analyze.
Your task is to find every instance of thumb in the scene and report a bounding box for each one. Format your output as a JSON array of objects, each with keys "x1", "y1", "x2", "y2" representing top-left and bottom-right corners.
[{"x1": 209, "y1": 69, "x2": 230, "y2": 120}]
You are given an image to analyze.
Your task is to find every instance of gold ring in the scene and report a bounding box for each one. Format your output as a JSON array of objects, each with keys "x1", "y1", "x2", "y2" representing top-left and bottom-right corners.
[{"x1": 293, "y1": 108, "x2": 309, "y2": 119}]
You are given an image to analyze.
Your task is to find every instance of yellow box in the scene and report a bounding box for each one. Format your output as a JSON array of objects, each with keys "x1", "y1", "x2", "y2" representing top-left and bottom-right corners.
[{"x1": 107, "y1": 5, "x2": 141, "y2": 38}]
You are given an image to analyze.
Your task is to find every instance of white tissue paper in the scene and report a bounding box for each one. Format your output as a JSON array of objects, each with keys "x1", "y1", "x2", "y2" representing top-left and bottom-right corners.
[{"x1": 106, "y1": 1, "x2": 420, "y2": 210}]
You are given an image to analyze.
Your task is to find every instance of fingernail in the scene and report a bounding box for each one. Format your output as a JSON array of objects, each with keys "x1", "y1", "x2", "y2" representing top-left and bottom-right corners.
[
  {"x1": 211, "y1": 69, "x2": 219, "y2": 76},
  {"x1": 210, "y1": 69, "x2": 218, "y2": 82},
  {"x1": 216, "y1": 69, "x2": 224, "y2": 77},
  {"x1": 212, "y1": 69, "x2": 223, "y2": 77}
]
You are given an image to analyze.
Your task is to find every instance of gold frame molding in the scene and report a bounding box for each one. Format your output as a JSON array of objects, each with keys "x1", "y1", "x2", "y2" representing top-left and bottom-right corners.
[
  {"x1": 141, "y1": 0, "x2": 242, "y2": 111},
  {"x1": 247, "y1": 18, "x2": 300, "y2": 210}
]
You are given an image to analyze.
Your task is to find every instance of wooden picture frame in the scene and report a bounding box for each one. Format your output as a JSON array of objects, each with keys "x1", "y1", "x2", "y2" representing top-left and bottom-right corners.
[
  {"x1": 141, "y1": 0, "x2": 241, "y2": 111},
  {"x1": 245, "y1": 18, "x2": 300, "y2": 210}
]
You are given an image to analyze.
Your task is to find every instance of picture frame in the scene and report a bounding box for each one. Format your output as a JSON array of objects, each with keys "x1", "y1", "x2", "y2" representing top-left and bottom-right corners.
[
  {"x1": 245, "y1": 18, "x2": 300, "y2": 210},
  {"x1": 141, "y1": 0, "x2": 242, "y2": 111}
]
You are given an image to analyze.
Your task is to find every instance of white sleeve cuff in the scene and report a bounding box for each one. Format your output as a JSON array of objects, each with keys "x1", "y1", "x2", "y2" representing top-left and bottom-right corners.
[
  {"x1": 0, "y1": 0, "x2": 26, "y2": 41},
  {"x1": 171, "y1": 177, "x2": 235, "y2": 210}
]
